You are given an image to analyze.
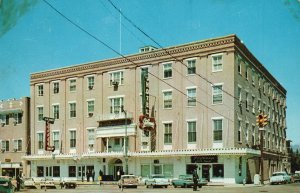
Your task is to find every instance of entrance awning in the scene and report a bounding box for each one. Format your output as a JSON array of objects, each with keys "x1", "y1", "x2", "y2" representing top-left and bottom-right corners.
[{"x1": 0, "y1": 108, "x2": 23, "y2": 115}]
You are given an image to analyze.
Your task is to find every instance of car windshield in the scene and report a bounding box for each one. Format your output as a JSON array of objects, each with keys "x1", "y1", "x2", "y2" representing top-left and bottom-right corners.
[
  {"x1": 152, "y1": 175, "x2": 165, "y2": 178},
  {"x1": 272, "y1": 173, "x2": 285, "y2": 176}
]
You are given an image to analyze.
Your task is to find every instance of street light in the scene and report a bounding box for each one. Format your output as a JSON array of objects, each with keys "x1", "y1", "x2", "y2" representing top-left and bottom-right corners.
[{"x1": 121, "y1": 105, "x2": 128, "y2": 175}]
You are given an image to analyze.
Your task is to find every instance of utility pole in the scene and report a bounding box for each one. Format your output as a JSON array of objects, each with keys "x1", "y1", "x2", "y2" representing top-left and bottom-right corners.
[
  {"x1": 256, "y1": 113, "x2": 268, "y2": 185},
  {"x1": 121, "y1": 106, "x2": 128, "y2": 175}
]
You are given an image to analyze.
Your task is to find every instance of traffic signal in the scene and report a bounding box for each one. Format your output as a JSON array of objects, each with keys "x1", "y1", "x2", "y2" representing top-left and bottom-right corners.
[{"x1": 256, "y1": 113, "x2": 268, "y2": 128}]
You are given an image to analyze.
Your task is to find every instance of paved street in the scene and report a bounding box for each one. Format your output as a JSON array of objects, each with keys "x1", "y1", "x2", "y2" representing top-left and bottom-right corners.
[{"x1": 18, "y1": 183, "x2": 300, "y2": 193}]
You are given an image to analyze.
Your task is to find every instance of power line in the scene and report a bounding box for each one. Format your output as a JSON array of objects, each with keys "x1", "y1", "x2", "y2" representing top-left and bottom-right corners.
[{"x1": 42, "y1": 0, "x2": 234, "y2": 122}]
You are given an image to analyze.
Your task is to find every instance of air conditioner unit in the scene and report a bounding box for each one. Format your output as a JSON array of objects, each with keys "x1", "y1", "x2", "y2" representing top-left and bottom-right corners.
[
  {"x1": 13, "y1": 148, "x2": 17, "y2": 152},
  {"x1": 111, "y1": 80, "x2": 119, "y2": 86},
  {"x1": 88, "y1": 112, "x2": 93, "y2": 117},
  {"x1": 13, "y1": 121, "x2": 17, "y2": 126},
  {"x1": 88, "y1": 85, "x2": 94, "y2": 90},
  {"x1": 1, "y1": 149, "x2": 5, "y2": 153},
  {"x1": 1, "y1": 122, "x2": 4, "y2": 127}
]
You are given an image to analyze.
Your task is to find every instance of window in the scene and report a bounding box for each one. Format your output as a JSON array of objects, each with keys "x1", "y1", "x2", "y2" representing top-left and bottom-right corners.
[
  {"x1": 53, "y1": 105, "x2": 59, "y2": 119},
  {"x1": 252, "y1": 125, "x2": 255, "y2": 145},
  {"x1": 1, "y1": 140, "x2": 9, "y2": 151},
  {"x1": 212, "y1": 54, "x2": 223, "y2": 72},
  {"x1": 5, "y1": 115, "x2": 9, "y2": 125},
  {"x1": 141, "y1": 165, "x2": 150, "y2": 177},
  {"x1": 252, "y1": 96, "x2": 255, "y2": 113},
  {"x1": 69, "y1": 79, "x2": 76, "y2": 92},
  {"x1": 88, "y1": 129, "x2": 95, "y2": 151},
  {"x1": 237, "y1": 56, "x2": 242, "y2": 75},
  {"x1": 110, "y1": 97, "x2": 123, "y2": 115},
  {"x1": 245, "y1": 123, "x2": 249, "y2": 143},
  {"x1": 252, "y1": 69, "x2": 255, "y2": 85},
  {"x1": 53, "y1": 166, "x2": 60, "y2": 177},
  {"x1": 38, "y1": 85, "x2": 43, "y2": 96},
  {"x1": 110, "y1": 71, "x2": 124, "y2": 86},
  {"x1": 68, "y1": 166, "x2": 76, "y2": 177},
  {"x1": 163, "y1": 91, "x2": 172, "y2": 109},
  {"x1": 37, "y1": 106, "x2": 44, "y2": 121},
  {"x1": 163, "y1": 164, "x2": 174, "y2": 178},
  {"x1": 213, "y1": 119, "x2": 223, "y2": 141},
  {"x1": 212, "y1": 164, "x2": 224, "y2": 178},
  {"x1": 87, "y1": 100, "x2": 95, "y2": 116},
  {"x1": 37, "y1": 133, "x2": 44, "y2": 149},
  {"x1": 245, "y1": 91, "x2": 249, "y2": 110},
  {"x1": 187, "y1": 59, "x2": 196, "y2": 74},
  {"x1": 69, "y1": 102, "x2": 76, "y2": 118},
  {"x1": 14, "y1": 113, "x2": 22, "y2": 124},
  {"x1": 245, "y1": 66, "x2": 249, "y2": 80},
  {"x1": 153, "y1": 165, "x2": 163, "y2": 175},
  {"x1": 87, "y1": 76, "x2": 95, "y2": 90},
  {"x1": 238, "y1": 120, "x2": 242, "y2": 142},
  {"x1": 212, "y1": 84, "x2": 223, "y2": 104},
  {"x1": 187, "y1": 88, "x2": 196, "y2": 106},
  {"x1": 187, "y1": 121, "x2": 196, "y2": 143},
  {"x1": 53, "y1": 82, "x2": 59, "y2": 94},
  {"x1": 164, "y1": 123, "x2": 172, "y2": 144},
  {"x1": 70, "y1": 130, "x2": 76, "y2": 148},
  {"x1": 0, "y1": 114, "x2": 5, "y2": 125},
  {"x1": 13, "y1": 139, "x2": 22, "y2": 151},
  {"x1": 37, "y1": 166, "x2": 44, "y2": 177},
  {"x1": 237, "y1": 86, "x2": 242, "y2": 103},
  {"x1": 163, "y1": 63, "x2": 172, "y2": 78},
  {"x1": 53, "y1": 131, "x2": 59, "y2": 150}
]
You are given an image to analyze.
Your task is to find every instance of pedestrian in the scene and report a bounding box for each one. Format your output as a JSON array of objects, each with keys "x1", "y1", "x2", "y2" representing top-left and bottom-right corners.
[
  {"x1": 193, "y1": 168, "x2": 199, "y2": 191},
  {"x1": 86, "y1": 170, "x2": 90, "y2": 182},
  {"x1": 92, "y1": 169, "x2": 95, "y2": 182},
  {"x1": 117, "y1": 169, "x2": 121, "y2": 181},
  {"x1": 98, "y1": 170, "x2": 103, "y2": 186},
  {"x1": 16, "y1": 174, "x2": 21, "y2": 191}
]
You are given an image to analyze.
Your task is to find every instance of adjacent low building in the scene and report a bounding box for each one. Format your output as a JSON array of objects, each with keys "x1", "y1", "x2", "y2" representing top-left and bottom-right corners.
[
  {"x1": 23, "y1": 34, "x2": 288, "y2": 184},
  {"x1": 0, "y1": 97, "x2": 30, "y2": 177}
]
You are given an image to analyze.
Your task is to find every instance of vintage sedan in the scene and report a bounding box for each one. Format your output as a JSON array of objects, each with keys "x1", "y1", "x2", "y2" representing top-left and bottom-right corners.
[
  {"x1": 23, "y1": 178, "x2": 37, "y2": 188},
  {"x1": 270, "y1": 172, "x2": 292, "y2": 185},
  {"x1": 172, "y1": 175, "x2": 208, "y2": 188},
  {"x1": 145, "y1": 175, "x2": 170, "y2": 188},
  {"x1": 0, "y1": 176, "x2": 15, "y2": 193},
  {"x1": 40, "y1": 178, "x2": 56, "y2": 189},
  {"x1": 118, "y1": 175, "x2": 139, "y2": 189}
]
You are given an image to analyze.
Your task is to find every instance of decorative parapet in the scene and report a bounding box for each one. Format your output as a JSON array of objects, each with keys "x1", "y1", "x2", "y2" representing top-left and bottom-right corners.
[{"x1": 22, "y1": 148, "x2": 260, "y2": 160}]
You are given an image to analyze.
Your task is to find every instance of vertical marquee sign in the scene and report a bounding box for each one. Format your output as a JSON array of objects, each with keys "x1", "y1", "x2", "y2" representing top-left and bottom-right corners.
[{"x1": 43, "y1": 117, "x2": 55, "y2": 152}]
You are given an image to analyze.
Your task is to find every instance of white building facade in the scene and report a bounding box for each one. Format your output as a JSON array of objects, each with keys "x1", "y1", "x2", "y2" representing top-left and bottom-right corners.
[{"x1": 24, "y1": 35, "x2": 288, "y2": 184}]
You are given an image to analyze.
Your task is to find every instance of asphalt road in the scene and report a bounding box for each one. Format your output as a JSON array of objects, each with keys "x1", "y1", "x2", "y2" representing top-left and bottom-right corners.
[{"x1": 18, "y1": 183, "x2": 300, "y2": 193}]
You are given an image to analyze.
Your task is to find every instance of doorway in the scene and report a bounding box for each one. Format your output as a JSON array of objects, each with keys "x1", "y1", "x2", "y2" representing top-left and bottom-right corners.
[
  {"x1": 202, "y1": 165, "x2": 211, "y2": 182},
  {"x1": 113, "y1": 159, "x2": 123, "y2": 181}
]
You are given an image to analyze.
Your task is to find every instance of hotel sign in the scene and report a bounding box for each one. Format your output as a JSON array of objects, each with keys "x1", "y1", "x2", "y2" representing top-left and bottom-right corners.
[{"x1": 191, "y1": 156, "x2": 218, "y2": 163}]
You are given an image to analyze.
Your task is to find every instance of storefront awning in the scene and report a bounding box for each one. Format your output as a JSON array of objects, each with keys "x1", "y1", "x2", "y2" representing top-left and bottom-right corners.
[{"x1": 0, "y1": 108, "x2": 23, "y2": 115}]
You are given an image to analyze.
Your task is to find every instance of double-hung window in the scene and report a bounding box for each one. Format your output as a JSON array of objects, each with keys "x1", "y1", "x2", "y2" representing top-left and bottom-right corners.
[
  {"x1": 69, "y1": 102, "x2": 76, "y2": 118},
  {"x1": 69, "y1": 79, "x2": 76, "y2": 92},
  {"x1": 87, "y1": 76, "x2": 95, "y2": 90},
  {"x1": 110, "y1": 97, "x2": 123, "y2": 115},
  {"x1": 187, "y1": 121, "x2": 196, "y2": 143},
  {"x1": 187, "y1": 88, "x2": 196, "y2": 106},
  {"x1": 37, "y1": 85, "x2": 44, "y2": 96},
  {"x1": 37, "y1": 133, "x2": 44, "y2": 149},
  {"x1": 53, "y1": 105, "x2": 59, "y2": 119},
  {"x1": 53, "y1": 82, "x2": 59, "y2": 94},
  {"x1": 213, "y1": 119, "x2": 223, "y2": 142},
  {"x1": 53, "y1": 131, "x2": 60, "y2": 150},
  {"x1": 14, "y1": 113, "x2": 22, "y2": 124},
  {"x1": 212, "y1": 84, "x2": 223, "y2": 104},
  {"x1": 13, "y1": 139, "x2": 22, "y2": 151},
  {"x1": 164, "y1": 123, "x2": 172, "y2": 144},
  {"x1": 37, "y1": 106, "x2": 44, "y2": 121},
  {"x1": 70, "y1": 130, "x2": 76, "y2": 148},
  {"x1": 163, "y1": 91, "x2": 172, "y2": 109},
  {"x1": 1, "y1": 140, "x2": 9, "y2": 151},
  {"x1": 110, "y1": 71, "x2": 124, "y2": 86},
  {"x1": 88, "y1": 129, "x2": 95, "y2": 151},
  {"x1": 187, "y1": 59, "x2": 196, "y2": 75},
  {"x1": 212, "y1": 54, "x2": 223, "y2": 72},
  {"x1": 87, "y1": 100, "x2": 95, "y2": 117},
  {"x1": 163, "y1": 63, "x2": 172, "y2": 78}
]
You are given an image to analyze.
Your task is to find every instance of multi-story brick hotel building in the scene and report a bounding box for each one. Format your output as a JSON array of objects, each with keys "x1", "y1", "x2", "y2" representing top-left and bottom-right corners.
[{"x1": 24, "y1": 34, "x2": 288, "y2": 184}]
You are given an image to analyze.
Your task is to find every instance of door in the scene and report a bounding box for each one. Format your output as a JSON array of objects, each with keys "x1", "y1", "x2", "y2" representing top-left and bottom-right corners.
[
  {"x1": 77, "y1": 166, "x2": 85, "y2": 181},
  {"x1": 114, "y1": 165, "x2": 123, "y2": 181},
  {"x1": 202, "y1": 165, "x2": 210, "y2": 182}
]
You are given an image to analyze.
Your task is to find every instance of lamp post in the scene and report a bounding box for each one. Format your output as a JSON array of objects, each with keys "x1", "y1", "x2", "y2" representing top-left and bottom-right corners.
[
  {"x1": 121, "y1": 105, "x2": 128, "y2": 175},
  {"x1": 259, "y1": 127, "x2": 264, "y2": 185}
]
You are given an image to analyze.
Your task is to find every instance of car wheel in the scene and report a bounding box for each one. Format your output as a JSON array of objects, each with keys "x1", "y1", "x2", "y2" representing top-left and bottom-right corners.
[
  {"x1": 146, "y1": 185, "x2": 149, "y2": 188},
  {"x1": 198, "y1": 185, "x2": 202, "y2": 188},
  {"x1": 173, "y1": 185, "x2": 177, "y2": 188},
  {"x1": 164, "y1": 185, "x2": 168, "y2": 188},
  {"x1": 183, "y1": 183, "x2": 187, "y2": 188}
]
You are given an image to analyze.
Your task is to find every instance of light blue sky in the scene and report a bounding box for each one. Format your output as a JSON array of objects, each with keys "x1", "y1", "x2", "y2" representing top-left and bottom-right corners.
[{"x1": 0, "y1": 0, "x2": 300, "y2": 144}]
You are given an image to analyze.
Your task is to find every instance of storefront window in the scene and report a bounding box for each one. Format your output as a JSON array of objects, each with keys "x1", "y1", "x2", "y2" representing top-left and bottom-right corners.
[
  {"x1": 37, "y1": 166, "x2": 44, "y2": 177},
  {"x1": 141, "y1": 165, "x2": 150, "y2": 177},
  {"x1": 53, "y1": 166, "x2": 60, "y2": 177},
  {"x1": 153, "y1": 165, "x2": 162, "y2": 175},
  {"x1": 212, "y1": 164, "x2": 224, "y2": 178},
  {"x1": 163, "y1": 164, "x2": 173, "y2": 178},
  {"x1": 69, "y1": 166, "x2": 76, "y2": 177}
]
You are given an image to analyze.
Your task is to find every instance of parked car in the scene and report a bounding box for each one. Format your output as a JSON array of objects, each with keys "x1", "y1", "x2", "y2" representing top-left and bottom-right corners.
[
  {"x1": 145, "y1": 175, "x2": 170, "y2": 188},
  {"x1": 0, "y1": 176, "x2": 15, "y2": 193},
  {"x1": 293, "y1": 173, "x2": 300, "y2": 183},
  {"x1": 172, "y1": 175, "x2": 208, "y2": 188},
  {"x1": 23, "y1": 178, "x2": 37, "y2": 189},
  {"x1": 40, "y1": 178, "x2": 56, "y2": 189},
  {"x1": 270, "y1": 172, "x2": 292, "y2": 185},
  {"x1": 118, "y1": 175, "x2": 139, "y2": 189}
]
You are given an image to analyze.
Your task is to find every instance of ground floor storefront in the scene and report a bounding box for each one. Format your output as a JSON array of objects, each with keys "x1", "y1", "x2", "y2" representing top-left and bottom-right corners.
[
  {"x1": 22, "y1": 148, "x2": 288, "y2": 184},
  {"x1": 0, "y1": 162, "x2": 22, "y2": 178}
]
